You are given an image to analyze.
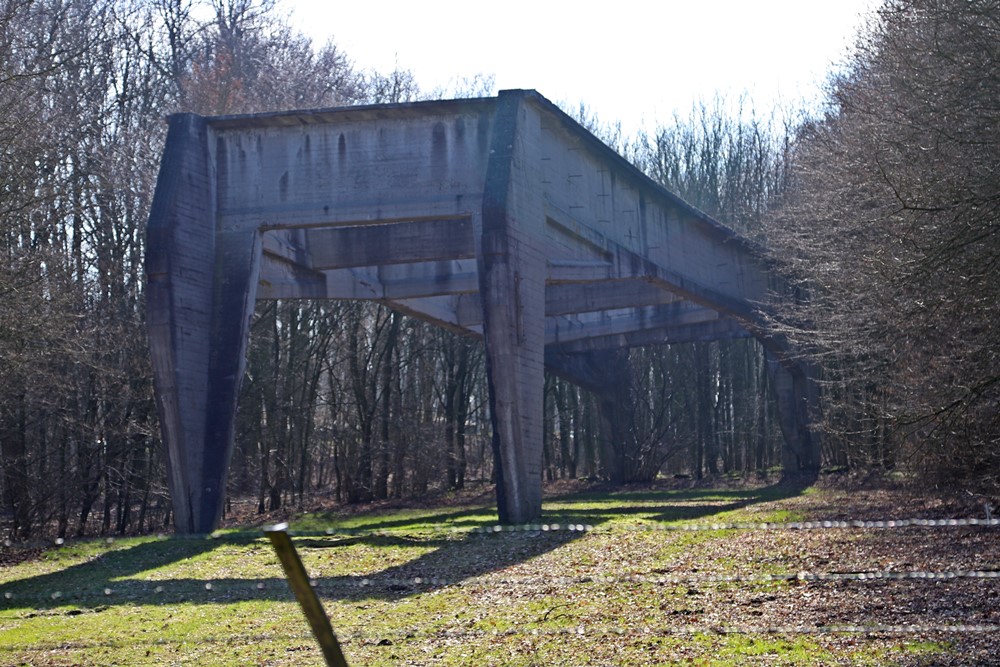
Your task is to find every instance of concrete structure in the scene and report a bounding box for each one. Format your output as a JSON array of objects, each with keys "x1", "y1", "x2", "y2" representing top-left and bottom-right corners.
[{"x1": 146, "y1": 90, "x2": 820, "y2": 533}]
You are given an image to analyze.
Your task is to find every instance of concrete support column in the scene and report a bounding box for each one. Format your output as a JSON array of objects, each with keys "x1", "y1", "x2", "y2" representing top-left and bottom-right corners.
[
  {"x1": 591, "y1": 349, "x2": 633, "y2": 486},
  {"x1": 146, "y1": 114, "x2": 261, "y2": 533},
  {"x1": 545, "y1": 348, "x2": 633, "y2": 485},
  {"x1": 766, "y1": 352, "x2": 822, "y2": 474},
  {"x1": 479, "y1": 91, "x2": 546, "y2": 524},
  {"x1": 199, "y1": 229, "x2": 261, "y2": 527}
]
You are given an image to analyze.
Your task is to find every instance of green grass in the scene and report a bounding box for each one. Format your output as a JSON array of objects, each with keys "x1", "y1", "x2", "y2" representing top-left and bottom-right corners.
[{"x1": 0, "y1": 483, "x2": 982, "y2": 665}]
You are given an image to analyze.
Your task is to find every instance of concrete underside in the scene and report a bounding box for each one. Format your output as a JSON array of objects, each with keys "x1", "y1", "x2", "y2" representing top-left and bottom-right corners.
[{"x1": 145, "y1": 90, "x2": 820, "y2": 533}]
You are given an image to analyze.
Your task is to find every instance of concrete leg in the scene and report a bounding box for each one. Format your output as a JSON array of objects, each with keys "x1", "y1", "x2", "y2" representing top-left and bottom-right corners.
[
  {"x1": 766, "y1": 353, "x2": 822, "y2": 474},
  {"x1": 592, "y1": 350, "x2": 634, "y2": 485},
  {"x1": 146, "y1": 114, "x2": 261, "y2": 533},
  {"x1": 479, "y1": 91, "x2": 546, "y2": 524},
  {"x1": 199, "y1": 230, "x2": 261, "y2": 528},
  {"x1": 544, "y1": 348, "x2": 632, "y2": 484}
]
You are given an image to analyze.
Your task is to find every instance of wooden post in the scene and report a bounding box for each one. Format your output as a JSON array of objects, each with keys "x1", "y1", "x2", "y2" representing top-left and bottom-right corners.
[{"x1": 265, "y1": 524, "x2": 349, "y2": 667}]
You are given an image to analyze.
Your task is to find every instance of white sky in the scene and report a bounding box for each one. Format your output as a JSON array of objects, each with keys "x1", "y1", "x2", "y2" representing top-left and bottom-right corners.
[{"x1": 283, "y1": 0, "x2": 877, "y2": 135}]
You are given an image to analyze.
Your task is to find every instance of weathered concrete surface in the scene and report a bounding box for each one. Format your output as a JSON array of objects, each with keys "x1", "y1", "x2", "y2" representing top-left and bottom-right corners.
[
  {"x1": 146, "y1": 90, "x2": 820, "y2": 533},
  {"x1": 478, "y1": 92, "x2": 547, "y2": 523},
  {"x1": 146, "y1": 115, "x2": 262, "y2": 533}
]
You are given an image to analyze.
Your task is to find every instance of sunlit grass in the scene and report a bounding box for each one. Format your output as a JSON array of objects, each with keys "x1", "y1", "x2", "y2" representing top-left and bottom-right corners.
[
  {"x1": 291, "y1": 504, "x2": 499, "y2": 535},
  {"x1": 0, "y1": 483, "x2": 984, "y2": 666}
]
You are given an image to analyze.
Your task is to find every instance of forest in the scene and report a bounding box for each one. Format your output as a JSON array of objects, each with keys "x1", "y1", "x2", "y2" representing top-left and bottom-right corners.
[{"x1": 1, "y1": 0, "x2": 996, "y2": 540}]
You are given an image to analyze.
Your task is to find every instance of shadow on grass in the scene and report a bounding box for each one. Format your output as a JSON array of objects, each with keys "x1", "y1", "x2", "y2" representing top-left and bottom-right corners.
[
  {"x1": 0, "y1": 480, "x2": 810, "y2": 612},
  {"x1": 543, "y1": 477, "x2": 815, "y2": 526},
  {"x1": 304, "y1": 505, "x2": 499, "y2": 533}
]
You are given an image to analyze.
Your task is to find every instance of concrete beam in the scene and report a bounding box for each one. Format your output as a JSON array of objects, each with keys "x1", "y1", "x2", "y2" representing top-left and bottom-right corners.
[
  {"x1": 331, "y1": 261, "x2": 479, "y2": 300},
  {"x1": 546, "y1": 259, "x2": 613, "y2": 283},
  {"x1": 549, "y1": 317, "x2": 751, "y2": 354},
  {"x1": 259, "y1": 253, "x2": 326, "y2": 300},
  {"x1": 545, "y1": 280, "x2": 679, "y2": 316},
  {"x1": 382, "y1": 294, "x2": 483, "y2": 337},
  {"x1": 546, "y1": 302, "x2": 722, "y2": 345},
  {"x1": 305, "y1": 218, "x2": 475, "y2": 269}
]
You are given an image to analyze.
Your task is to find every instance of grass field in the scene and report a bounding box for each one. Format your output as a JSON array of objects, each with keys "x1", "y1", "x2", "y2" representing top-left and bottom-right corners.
[{"x1": 1, "y1": 481, "x2": 998, "y2": 665}]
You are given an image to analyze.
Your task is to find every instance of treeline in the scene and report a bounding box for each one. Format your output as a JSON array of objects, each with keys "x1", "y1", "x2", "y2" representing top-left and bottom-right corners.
[
  {"x1": 2, "y1": 0, "x2": 993, "y2": 540},
  {"x1": 766, "y1": 0, "x2": 1000, "y2": 492},
  {"x1": 0, "y1": 0, "x2": 413, "y2": 538}
]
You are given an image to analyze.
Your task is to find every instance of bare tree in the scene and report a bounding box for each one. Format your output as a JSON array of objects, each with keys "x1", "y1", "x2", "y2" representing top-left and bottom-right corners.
[{"x1": 768, "y1": 0, "x2": 1000, "y2": 490}]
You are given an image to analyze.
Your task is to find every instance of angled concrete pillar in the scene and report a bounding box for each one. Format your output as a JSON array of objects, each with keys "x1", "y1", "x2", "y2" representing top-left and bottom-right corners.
[
  {"x1": 479, "y1": 91, "x2": 547, "y2": 524},
  {"x1": 146, "y1": 114, "x2": 261, "y2": 533}
]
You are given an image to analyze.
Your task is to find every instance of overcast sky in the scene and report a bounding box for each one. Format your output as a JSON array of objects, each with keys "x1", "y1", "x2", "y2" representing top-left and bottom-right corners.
[{"x1": 283, "y1": 0, "x2": 877, "y2": 134}]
